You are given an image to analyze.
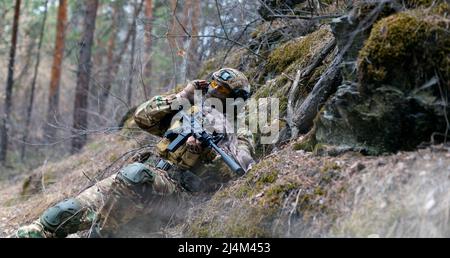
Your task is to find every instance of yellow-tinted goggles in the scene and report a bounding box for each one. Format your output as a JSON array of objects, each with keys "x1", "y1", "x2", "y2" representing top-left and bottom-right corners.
[{"x1": 210, "y1": 80, "x2": 232, "y2": 95}]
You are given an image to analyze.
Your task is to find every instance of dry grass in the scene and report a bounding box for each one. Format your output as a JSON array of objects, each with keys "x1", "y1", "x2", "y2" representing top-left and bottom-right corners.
[
  {"x1": 183, "y1": 142, "x2": 450, "y2": 237},
  {"x1": 332, "y1": 145, "x2": 450, "y2": 237}
]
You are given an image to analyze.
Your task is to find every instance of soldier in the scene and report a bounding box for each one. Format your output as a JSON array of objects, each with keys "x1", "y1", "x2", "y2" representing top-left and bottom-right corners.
[{"x1": 16, "y1": 68, "x2": 255, "y2": 238}]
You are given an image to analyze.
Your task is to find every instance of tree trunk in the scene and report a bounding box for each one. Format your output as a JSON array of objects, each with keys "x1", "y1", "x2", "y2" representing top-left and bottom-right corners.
[
  {"x1": 167, "y1": 0, "x2": 181, "y2": 86},
  {"x1": 99, "y1": 0, "x2": 144, "y2": 114},
  {"x1": 20, "y1": 0, "x2": 49, "y2": 160},
  {"x1": 91, "y1": 2, "x2": 106, "y2": 117},
  {"x1": 287, "y1": 38, "x2": 336, "y2": 137},
  {"x1": 187, "y1": 0, "x2": 201, "y2": 79},
  {"x1": 45, "y1": 0, "x2": 67, "y2": 140},
  {"x1": 0, "y1": 0, "x2": 21, "y2": 164},
  {"x1": 179, "y1": 0, "x2": 192, "y2": 82},
  {"x1": 127, "y1": 20, "x2": 137, "y2": 106},
  {"x1": 99, "y1": 1, "x2": 119, "y2": 115},
  {"x1": 292, "y1": 52, "x2": 343, "y2": 136},
  {"x1": 71, "y1": 0, "x2": 99, "y2": 153},
  {"x1": 143, "y1": 0, "x2": 153, "y2": 98}
]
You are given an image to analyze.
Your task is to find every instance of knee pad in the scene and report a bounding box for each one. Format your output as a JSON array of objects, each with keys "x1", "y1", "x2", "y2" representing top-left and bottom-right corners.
[
  {"x1": 117, "y1": 162, "x2": 155, "y2": 185},
  {"x1": 39, "y1": 198, "x2": 82, "y2": 238}
]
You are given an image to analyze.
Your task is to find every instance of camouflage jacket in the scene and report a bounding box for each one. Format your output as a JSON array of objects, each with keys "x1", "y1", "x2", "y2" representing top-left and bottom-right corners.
[{"x1": 134, "y1": 81, "x2": 255, "y2": 190}]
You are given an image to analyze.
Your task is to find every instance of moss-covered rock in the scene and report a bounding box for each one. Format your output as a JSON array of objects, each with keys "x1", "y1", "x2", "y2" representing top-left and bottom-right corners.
[
  {"x1": 358, "y1": 9, "x2": 450, "y2": 92},
  {"x1": 314, "y1": 8, "x2": 450, "y2": 154},
  {"x1": 331, "y1": 1, "x2": 399, "y2": 82}
]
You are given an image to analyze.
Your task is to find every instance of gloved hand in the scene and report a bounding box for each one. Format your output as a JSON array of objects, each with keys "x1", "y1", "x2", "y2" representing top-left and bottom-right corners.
[
  {"x1": 186, "y1": 135, "x2": 203, "y2": 154},
  {"x1": 176, "y1": 80, "x2": 209, "y2": 103}
]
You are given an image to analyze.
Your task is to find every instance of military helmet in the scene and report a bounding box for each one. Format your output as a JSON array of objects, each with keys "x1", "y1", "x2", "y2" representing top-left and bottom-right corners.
[{"x1": 211, "y1": 68, "x2": 251, "y2": 100}]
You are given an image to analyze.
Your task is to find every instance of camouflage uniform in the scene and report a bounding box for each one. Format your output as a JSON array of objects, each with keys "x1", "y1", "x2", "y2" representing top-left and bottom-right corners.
[{"x1": 17, "y1": 69, "x2": 255, "y2": 238}]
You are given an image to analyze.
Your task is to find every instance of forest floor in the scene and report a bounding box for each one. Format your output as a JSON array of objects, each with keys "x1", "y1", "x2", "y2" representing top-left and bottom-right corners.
[{"x1": 1, "y1": 130, "x2": 449, "y2": 237}]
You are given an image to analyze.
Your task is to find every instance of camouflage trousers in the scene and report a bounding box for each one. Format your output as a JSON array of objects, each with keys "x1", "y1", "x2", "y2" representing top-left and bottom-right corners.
[{"x1": 18, "y1": 162, "x2": 188, "y2": 238}]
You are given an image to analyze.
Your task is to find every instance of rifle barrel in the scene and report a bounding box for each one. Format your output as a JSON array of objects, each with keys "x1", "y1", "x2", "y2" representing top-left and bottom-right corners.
[{"x1": 210, "y1": 141, "x2": 244, "y2": 176}]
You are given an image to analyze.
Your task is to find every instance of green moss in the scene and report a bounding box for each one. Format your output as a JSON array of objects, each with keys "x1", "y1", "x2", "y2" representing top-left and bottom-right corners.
[
  {"x1": 234, "y1": 184, "x2": 253, "y2": 198},
  {"x1": 293, "y1": 130, "x2": 317, "y2": 151},
  {"x1": 432, "y1": 2, "x2": 450, "y2": 14},
  {"x1": 320, "y1": 161, "x2": 341, "y2": 173},
  {"x1": 313, "y1": 143, "x2": 327, "y2": 155},
  {"x1": 108, "y1": 153, "x2": 118, "y2": 162},
  {"x1": 313, "y1": 8, "x2": 450, "y2": 154},
  {"x1": 314, "y1": 187, "x2": 325, "y2": 196},
  {"x1": 254, "y1": 84, "x2": 272, "y2": 99},
  {"x1": 265, "y1": 182, "x2": 297, "y2": 200},
  {"x1": 358, "y1": 10, "x2": 450, "y2": 92},
  {"x1": 267, "y1": 28, "x2": 333, "y2": 74},
  {"x1": 257, "y1": 170, "x2": 279, "y2": 185}
]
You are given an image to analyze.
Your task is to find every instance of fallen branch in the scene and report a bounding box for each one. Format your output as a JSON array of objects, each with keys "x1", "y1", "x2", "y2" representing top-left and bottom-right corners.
[
  {"x1": 292, "y1": 51, "x2": 343, "y2": 136},
  {"x1": 268, "y1": 14, "x2": 342, "y2": 20},
  {"x1": 299, "y1": 38, "x2": 336, "y2": 81},
  {"x1": 287, "y1": 70, "x2": 301, "y2": 137},
  {"x1": 290, "y1": 1, "x2": 390, "y2": 137},
  {"x1": 288, "y1": 38, "x2": 336, "y2": 138}
]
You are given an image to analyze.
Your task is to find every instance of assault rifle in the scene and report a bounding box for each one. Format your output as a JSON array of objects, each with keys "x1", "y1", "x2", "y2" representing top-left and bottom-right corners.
[{"x1": 163, "y1": 110, "x2": 245, "y2": 176}]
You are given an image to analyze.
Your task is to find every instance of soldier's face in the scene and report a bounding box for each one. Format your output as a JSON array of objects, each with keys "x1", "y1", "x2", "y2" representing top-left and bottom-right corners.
[{"x1": 206, "y1": 80, "x2": 231, "y2": 100}]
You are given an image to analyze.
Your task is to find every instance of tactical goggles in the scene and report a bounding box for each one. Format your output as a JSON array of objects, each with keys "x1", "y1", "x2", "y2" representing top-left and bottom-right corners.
[{"x1": 209, "y1": 80, "x2": 232, "y2": 96}]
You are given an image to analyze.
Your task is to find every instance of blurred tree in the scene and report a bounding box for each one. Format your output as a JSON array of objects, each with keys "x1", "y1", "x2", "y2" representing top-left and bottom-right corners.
[
  {"x1": 167, "y1": 0, "x2": 182, "y2": 86},
  {"x1": 127, "y1": 3, "x2": 137, "y2": 106},
  {"x1": 21, "y1": 0, "x2": 49, "y2": 160},
  {"x1": 72, "y1": 0, "x2": 99, "y2": 153},
  {"x1": 187, "y1": 0, "x2": 201, "y2": 79},
  {"x1": 0, "y1": 0, "x2": 21, "y2": 164},
  {"x1": 99, "y1": 0, "x2": 143, "y2": 115},
  {"x1": 45, "y1": 0, "x2": 67, "y2": 141},
  {"x1": 100, "y1": 0, "x2": 120, "y2": 115},
  {"x1": 143, "y1": 0, "x2": 153, "y2": 98}
]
